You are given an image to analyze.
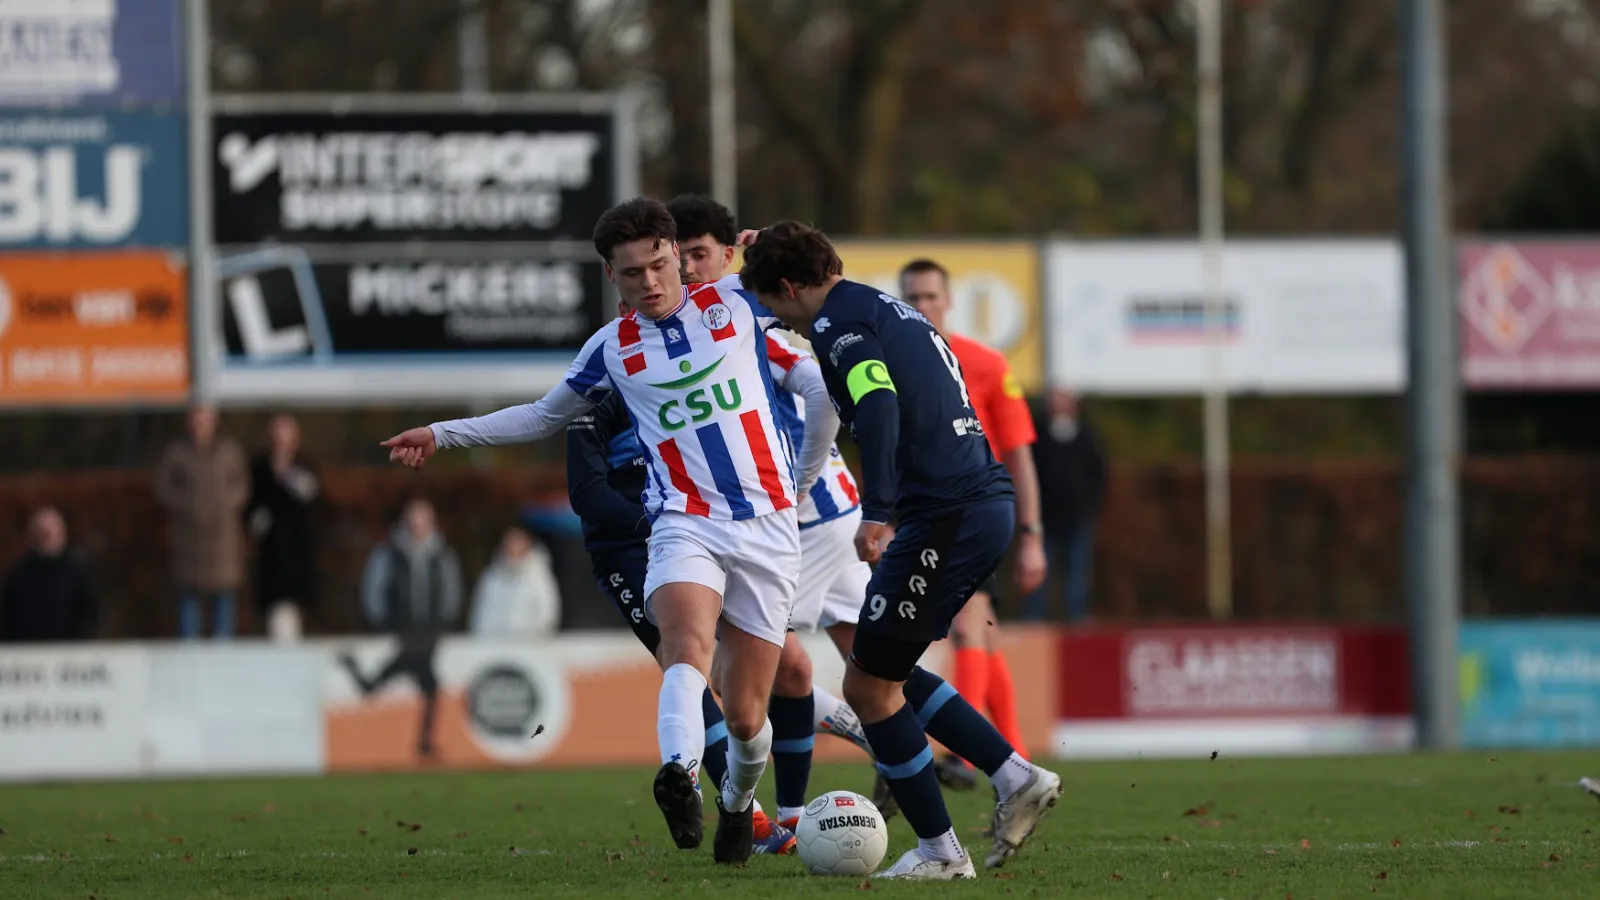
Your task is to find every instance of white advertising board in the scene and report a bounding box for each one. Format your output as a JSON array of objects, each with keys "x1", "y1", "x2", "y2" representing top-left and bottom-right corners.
[
  {"x1": 0, "y1": 643, "x2": 322, "y2": 781},
  {"x1": 1045, "y1": 240, "x2": 1404, "y2": 394},
  {"x1": 0, "y1": 645, "x2": 150, "y2": 778}
]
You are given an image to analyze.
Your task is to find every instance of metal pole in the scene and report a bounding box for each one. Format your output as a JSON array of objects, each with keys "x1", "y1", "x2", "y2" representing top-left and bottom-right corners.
[
  {"x1": 1400, "y1": 0, "x2": 1461, "y2": 750},
  {"x1": 459, "y1": 0, "x2": 489, "y2": 94},
  {"x1": 1197, "y1": 0, "x2": 1232, "y2": 619},
  {"x1": 708, "y1": 0, "x2": 737, "y2": 212},
  {"x1": 186, "y1": 0, "x2": 215, "y2": 403}
]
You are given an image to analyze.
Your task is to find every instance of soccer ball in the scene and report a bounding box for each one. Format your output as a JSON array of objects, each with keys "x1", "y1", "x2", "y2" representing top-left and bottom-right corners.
[{"x1": 794, "y1": 790, "x2": 890, "y2": 876}]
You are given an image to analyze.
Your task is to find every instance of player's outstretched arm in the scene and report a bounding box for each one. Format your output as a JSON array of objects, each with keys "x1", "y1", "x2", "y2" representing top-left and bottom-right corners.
[
  {"x1": 383, "y1": 328, "x2": 617, "y2": 470},
  {"x1": 381, "y1": 385, "x2": 598, "y2": 470}
]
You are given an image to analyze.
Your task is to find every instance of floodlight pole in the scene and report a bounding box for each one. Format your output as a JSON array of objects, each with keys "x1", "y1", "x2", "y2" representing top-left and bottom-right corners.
[
  {"x1": 709, "y1": 0, "x2": 738, "y2": 212},
  {"x1": 1400, "y1": 0, "x2": 1461, "y2": 751},
  {"x1": 1197, "y1": 0, "x2": 1232, "y2": 620},
  {"x1": 459, "y1": 0, "x2": 489, "y2": 94},
  {"x1": 186, "y1": 0, "x2": 215, "y2": 403}
]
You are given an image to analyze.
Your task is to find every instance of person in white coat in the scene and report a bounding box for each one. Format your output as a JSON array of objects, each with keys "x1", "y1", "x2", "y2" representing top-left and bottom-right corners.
[{"x1": 469, "y1": 526, "x2": 561, "y2": 638}]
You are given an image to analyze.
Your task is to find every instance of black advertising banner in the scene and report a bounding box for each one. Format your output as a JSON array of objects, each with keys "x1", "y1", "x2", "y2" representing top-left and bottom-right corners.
[
  {"x1": 218, "y1": 253, "x2": 606, "y2": 357},
  {"x1": 211, "y1": 108, "x2": 618, "y2": 245},
  {"x1": 204, "y1": 95, "x2": 636, "y2": 404},
  {"x1": 211, "y1": 249, "x2": 610, "y2": 403}
]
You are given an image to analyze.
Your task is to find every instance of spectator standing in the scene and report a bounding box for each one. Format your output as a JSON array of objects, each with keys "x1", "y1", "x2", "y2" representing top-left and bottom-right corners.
[
  {"x1": 1023, "y1": 388, "x2": 1108, "y2": 622},
  {"x1": 247, "y1": 413, "x2": 321, "y2": 642},
  {"x1": 1, "y1": 507, "x2": 97, "y2": 642},
  {"x1": 340, "y1": 497, "x2": 463, "y2": 760},
  {"x1": 469, "y1": 525, "x2": 562, "y2": 638},
  {"x1": 155, "y1": 403, "x2": 249, "y2": 639}
]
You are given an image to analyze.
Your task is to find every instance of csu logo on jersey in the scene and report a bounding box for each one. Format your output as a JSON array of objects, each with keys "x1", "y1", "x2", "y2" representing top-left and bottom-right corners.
[{"x1": 650, "y1": 354, "x2": 743, "y2": 431}]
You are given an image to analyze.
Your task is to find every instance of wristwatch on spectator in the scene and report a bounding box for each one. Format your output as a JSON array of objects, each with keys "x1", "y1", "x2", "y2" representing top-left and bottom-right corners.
[{"x1": 1019, "y1": 522, "x2": 1043, "y2": 537}]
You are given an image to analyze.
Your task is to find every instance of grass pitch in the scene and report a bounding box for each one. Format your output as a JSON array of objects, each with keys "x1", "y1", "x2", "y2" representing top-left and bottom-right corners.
[{"x1": 2, "y1": 752, "x2": 1599, "y2": 899}]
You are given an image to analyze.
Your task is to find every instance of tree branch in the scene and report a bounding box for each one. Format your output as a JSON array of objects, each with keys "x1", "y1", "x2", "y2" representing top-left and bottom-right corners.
[
  {"x1": 1280, "y1": 0, "x2": 1346, "y2": 190},
  {"x1": 731, "y1": 4, "x2": 852, "y2": 190}
]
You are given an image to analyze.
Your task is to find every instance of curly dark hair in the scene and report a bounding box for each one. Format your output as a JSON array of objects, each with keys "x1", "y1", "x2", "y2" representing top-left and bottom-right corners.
[
  {"x1": 666, "y1": 194, "x2": 738, "y2": 246},
  {"x1": 737, "y1": 220, "x2": 843, "y2": 295},
  {"x1": 592, "y1": 198, "x2": 676, "y2": 262}
]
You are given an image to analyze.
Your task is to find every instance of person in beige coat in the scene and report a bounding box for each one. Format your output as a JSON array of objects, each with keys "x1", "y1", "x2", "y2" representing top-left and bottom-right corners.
[{"x1": 155, "y1": 403, "x2": 250, "y2": 639}]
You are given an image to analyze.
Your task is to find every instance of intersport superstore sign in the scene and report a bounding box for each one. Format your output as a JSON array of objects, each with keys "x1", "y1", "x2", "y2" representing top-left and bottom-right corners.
[
  {"x1": 210, "y1": 105, "x2": 620, "y2": 245},
  {"x1": 206, "y1": 95, "x2": 634, "y2": 403}
]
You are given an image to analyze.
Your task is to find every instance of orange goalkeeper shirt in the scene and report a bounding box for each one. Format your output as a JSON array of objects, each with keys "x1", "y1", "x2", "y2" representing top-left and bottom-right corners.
[{"x1": 944, "y1": 331, "x2": 1036, "y2": 459}]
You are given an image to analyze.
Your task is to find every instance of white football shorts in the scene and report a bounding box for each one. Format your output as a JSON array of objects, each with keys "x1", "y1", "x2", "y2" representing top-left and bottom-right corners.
[
  {"x1": 643, "y1": 507, "x2": 801, "y2": 647},
  {"x1": 789, "y1": 507, "x2": 869, "y2": 633}
]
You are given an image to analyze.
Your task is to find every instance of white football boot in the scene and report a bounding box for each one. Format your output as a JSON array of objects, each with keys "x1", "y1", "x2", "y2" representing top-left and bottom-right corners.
[
  {"x1": 986, "y1": 766, "x2": 1064, "y2": 868},
  {"x1": 876, "y1": 848, "x2": 977, "y2": 880}
]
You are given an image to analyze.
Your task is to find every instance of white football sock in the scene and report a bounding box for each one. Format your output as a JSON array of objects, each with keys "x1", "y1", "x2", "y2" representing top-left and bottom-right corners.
[
  {"x1": 989, "y1": 752, "x2": 1035, "y2": 801},
  {"x1": 657, "y1": 663, "x2": 708, "y2": 789},
  {"x1": 917, "y1": 828, "x2": 967, "y2": 862},
  {"x1": 813, "y1": 685, "x2": 873, "y2": 756},
  {"x1": 777, "y1": 805, "x2": 805, "y2": 824},
  {"x1": 721, "y1": 716, "x2": 772, "y2": 813}
]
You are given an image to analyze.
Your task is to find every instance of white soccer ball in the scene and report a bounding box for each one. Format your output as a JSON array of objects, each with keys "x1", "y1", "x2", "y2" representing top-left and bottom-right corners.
[{"x1": 794, "y1": 790, "x2": 890, "y2": 876}]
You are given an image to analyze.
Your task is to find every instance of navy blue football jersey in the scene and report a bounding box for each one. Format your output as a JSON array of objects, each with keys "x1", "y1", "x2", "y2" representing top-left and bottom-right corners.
[
  {"x1": 565, "y1": 392, "x2": 650, "y2": 552},
  {"x1": 809, "y1": 279, "x2": 1012, "y2": 522}
]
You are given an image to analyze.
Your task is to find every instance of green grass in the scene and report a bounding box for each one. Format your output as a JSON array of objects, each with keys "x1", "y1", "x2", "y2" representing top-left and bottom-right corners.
[{"x1": 2, "y1": 752, "x2": 1599, "y2": 898}]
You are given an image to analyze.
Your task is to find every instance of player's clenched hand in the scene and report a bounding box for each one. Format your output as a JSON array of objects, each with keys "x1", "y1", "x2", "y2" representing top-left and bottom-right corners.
[
  {"x1": 381, "y1": 426, "x2": 438, "y2": 470},
  {"x1": 855, "y1": 521, "x2": 888, "y2": 564},
  {"x1": 1014, "y1": 532, "x2": 1048, "y2": 594},
  {"x1": 735, "y1": 228, "x2": 761, "y2": 247}
]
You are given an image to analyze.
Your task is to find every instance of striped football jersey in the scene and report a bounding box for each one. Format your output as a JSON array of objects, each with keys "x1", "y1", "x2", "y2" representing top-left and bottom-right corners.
[
  {"x1": 562, "y1": 281, "x2": 797, "y2": 520},
  {"x1": 764, "y1": 331, "x2": 861, "y2": 528}
]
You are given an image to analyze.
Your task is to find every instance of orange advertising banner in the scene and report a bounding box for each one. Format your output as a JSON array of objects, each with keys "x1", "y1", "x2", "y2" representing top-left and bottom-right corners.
[
  {"x1": 316, "y1": 630, "x2": 1059, "y2": 773},
  {"x1": 0, "y1": 251, "x2": 189, "y2": 406}
]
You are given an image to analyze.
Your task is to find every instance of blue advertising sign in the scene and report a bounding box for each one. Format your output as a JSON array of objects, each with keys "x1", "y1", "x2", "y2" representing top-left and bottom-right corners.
[
  {"x1": 0, "y1": 0, "x2": 184, "y2": 109},
  {"x1": 0, "y1": 110, "x2": 187, "y2": 249},
  {"x1": 1460, "y1": 620, "x2": 1600, "y2": 748}
]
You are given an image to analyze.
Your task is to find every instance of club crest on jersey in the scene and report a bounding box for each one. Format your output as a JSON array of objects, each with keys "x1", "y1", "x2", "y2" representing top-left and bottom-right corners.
[{"x1": 701, "y1": 302, "x2": 732, "y2": 332}]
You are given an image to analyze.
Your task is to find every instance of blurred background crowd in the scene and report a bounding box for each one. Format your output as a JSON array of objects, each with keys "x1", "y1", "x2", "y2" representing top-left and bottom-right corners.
[{"x1": 1, "y1": 0, "x2": 1597, "y2": 651}]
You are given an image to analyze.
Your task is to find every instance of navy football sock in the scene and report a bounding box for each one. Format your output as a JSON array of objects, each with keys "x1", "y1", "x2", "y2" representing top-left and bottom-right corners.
[
  {"x1": 700, "y1": 688, "x2": 729, "y2": 792},
  {"x1": 862, "y1": 704, "x2": 952, "y2": 840},
  {"x1": 769, "y1": 692, "x2": 816, "y2": 812},
  {"x1": 904, "y1": 666, "x2": 1013, "y2": 775}
]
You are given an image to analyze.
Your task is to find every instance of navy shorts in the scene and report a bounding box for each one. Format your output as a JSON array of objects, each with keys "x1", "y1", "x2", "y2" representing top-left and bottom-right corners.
[
  {"x1": 857, "y1": 497, "x2": 1015, "y2": 646},
  {"x1": 589, "y1": 542, "x2": 659, "y2": 654},
  {"x1": 977, "y1": 574, "x2": 1001, "y2": 602}
]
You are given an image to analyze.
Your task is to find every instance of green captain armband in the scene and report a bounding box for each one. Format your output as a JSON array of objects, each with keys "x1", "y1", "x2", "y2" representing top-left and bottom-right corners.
[{"x1": 846, "y1": 358, "x2": 896, "y2": 403}]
